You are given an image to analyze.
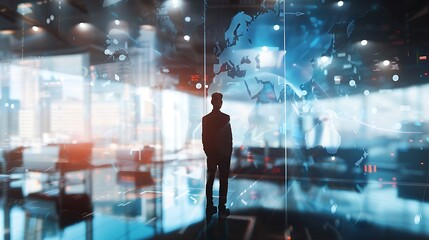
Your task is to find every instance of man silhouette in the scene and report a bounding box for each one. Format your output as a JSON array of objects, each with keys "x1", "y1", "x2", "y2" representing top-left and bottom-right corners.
[{"x1": 202, "y1": 92, "x2": 233, "y2": 217}]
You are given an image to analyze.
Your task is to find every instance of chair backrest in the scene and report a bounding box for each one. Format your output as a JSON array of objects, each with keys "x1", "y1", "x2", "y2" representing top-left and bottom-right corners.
[
  {"x1": 22, "y1": 146, "x2": 60, "y2": 171},
  {"x1": 57, "y1": 143, "x2": 93, "y2": 163},
  {"x1": 116, "y1": 146, "x2": 155, "y2": 165}
]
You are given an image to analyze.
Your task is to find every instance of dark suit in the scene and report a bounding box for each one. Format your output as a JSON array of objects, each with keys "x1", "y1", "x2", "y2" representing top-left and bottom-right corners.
[{"x1": 202, "y1": 110, "x2": 233, "y2": 210}]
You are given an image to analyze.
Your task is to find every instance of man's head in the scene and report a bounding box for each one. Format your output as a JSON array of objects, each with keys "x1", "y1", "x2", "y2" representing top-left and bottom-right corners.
[{"x1": 211, "y1": 92, "x2": 223, "y2": 111}]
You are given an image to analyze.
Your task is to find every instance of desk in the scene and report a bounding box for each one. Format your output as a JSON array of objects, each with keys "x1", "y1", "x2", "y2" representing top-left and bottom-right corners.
[{"x1": 18, "y1": 144, "x2": 95, "y2": 228}]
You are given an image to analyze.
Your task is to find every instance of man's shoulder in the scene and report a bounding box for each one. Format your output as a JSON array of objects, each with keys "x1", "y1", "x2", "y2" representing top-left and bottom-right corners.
[
  {"x1": 202, "y1": 113, "x2": 211, "y2": 120},
  {"x1": 220, "y1": 112, "x2": 230, "y2": 120},
  {"x1": 203, "y1": 111, "x2": 230, "y2": 120}
]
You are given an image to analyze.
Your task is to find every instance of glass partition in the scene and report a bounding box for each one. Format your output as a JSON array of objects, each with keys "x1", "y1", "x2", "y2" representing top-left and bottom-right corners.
[
  {"x1": 2, "y1": 54, "x2": 90, "y2": 146},
  {"x1": 284, "y1": 1, "x2": 429, "y2": 239},
  {"x1": 1, "y1": 0, "x2": 429, "y2": 239},
  {"x1": 204, "y1": 0, "x2": 287, "y2": 228}
]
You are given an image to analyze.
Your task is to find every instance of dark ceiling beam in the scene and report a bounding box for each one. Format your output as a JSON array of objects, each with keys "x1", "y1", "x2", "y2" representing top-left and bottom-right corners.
[
  {"x1": 67, "y1": 0, "x2": 88, "y2": 14},
  {"x1": 0, "y1": 5, "x2": 16, "y2": 24},
  {"x1": 0, "y1": 3, "x2": 70, "y2": 45}
]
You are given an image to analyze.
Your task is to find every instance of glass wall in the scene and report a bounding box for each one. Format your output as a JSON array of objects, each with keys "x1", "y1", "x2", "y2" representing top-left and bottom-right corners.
[
  {"x1": 1, "y1": 0, "x2": 429, "y2": 238},
  {"x1": 0, "y1": 1, "x2": 288, "y2": 165},
  {"x1": 0, "y1": 1, "x2": 208, "y2": 155},
  {"x1": 283, "y1": 1, "x2": 429, "y2": 238}
]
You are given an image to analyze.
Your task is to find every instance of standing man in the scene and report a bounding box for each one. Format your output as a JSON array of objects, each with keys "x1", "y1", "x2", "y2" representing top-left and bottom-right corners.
[{"x1": 202, "y1": 92, "x2": 233, "y2": 217}]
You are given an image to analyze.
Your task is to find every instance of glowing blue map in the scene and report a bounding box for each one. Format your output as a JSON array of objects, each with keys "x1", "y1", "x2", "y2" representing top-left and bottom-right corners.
[{"x1": 208, "y1": 1, "x2": 341, "y2": 153}]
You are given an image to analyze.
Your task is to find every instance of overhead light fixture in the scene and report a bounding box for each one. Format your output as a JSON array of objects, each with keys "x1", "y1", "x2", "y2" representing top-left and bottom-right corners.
[
  {"x1": 141, "y1": 25, "x2": 155, "y2": 31},
  {"x1": 360, "y1": 39, "x2": 368, "y2": 46},
  {"x1": 383, "y1": 60, "x2": 390, "y2": 66},
  {"x1": 17, "y1": 3, "x2": 33, "y2": 15},
  {"x1": 32, "y1": 26, "x2": 39, "y2": 31},
  {"x1": 0, "y1": 29, "x2": 15, "y2": 35},
  {"x1": 78, "y1": 22, "x2": 91, "y2": 30},
  {"x1": 392, "y1": 74, "x2": 399, "y2": 81},
  {"x1": 171, "y1": 0, "x2": 181, "y2": 8},
  {"x1": 337, "y1": 1, "x2": 344, "y2": 7}
]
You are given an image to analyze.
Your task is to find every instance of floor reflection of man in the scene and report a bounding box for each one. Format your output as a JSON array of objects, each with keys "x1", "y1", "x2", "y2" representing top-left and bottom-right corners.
[{"x1": 202, "y1": 92, "x2": 233, "y2": 218}]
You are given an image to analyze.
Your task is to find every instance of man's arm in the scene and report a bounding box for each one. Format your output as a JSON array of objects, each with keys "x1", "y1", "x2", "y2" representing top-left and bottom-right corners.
[
  {"x1": 226, "y1": 116, "x2": 233, "y2": 155},
  {"x1": 202, "y1": 117, "x2": 208, "y2": 154},
  {"x1": 203, "y1": 116, "x2": 218, "y2": 156}
]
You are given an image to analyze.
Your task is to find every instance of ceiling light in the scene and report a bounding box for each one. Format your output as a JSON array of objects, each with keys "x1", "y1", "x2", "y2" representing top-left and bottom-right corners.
[
  {"x1": 171, "y1": 0, "x2": 181, "y2": 8},
  {"x1": 17, "y1": 3, "x2": 33, "y2": 15},
  {"x1": 383, "y1": 60, "x2": 390, "y2": 66},
  {"x1": 141, "y1": 25, "x2": 155, "y2": 31},
  {"x1": 0, "y1": 29, "x2": 15, "y2": 35},
  {"x1": 78, "y1": 23, "x2": 91, "y2": 30}
]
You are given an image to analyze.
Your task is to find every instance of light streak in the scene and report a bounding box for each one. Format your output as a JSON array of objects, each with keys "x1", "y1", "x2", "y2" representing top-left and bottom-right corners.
[{"x1": 189, "y1": 195, "x2": 197, "y2": 204}]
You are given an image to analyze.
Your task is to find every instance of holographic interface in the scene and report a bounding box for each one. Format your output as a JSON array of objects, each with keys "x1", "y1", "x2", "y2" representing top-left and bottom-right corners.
[{"x1": 1, "y1": 0, "x2": 429, "y2": 239}]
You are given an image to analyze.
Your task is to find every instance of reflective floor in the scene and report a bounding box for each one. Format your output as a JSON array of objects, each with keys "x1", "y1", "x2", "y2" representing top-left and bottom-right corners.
[
  {"x1": 2, "y1": 148, "x2": 429, "y2": 240},
  {"x1": 1, "y1": 153, "x2": 285, "y2": 240}
]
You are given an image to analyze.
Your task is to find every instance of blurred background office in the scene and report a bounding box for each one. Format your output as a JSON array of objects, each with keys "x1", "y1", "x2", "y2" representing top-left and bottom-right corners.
[{"x1": 1, "y1": 0, "x2": 429, "y2": 239}]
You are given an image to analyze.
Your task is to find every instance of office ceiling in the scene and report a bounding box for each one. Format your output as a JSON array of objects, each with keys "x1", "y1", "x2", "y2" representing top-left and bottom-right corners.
[{"x1": 0, "y1": 0, "x2": 428, "y2": 93}]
